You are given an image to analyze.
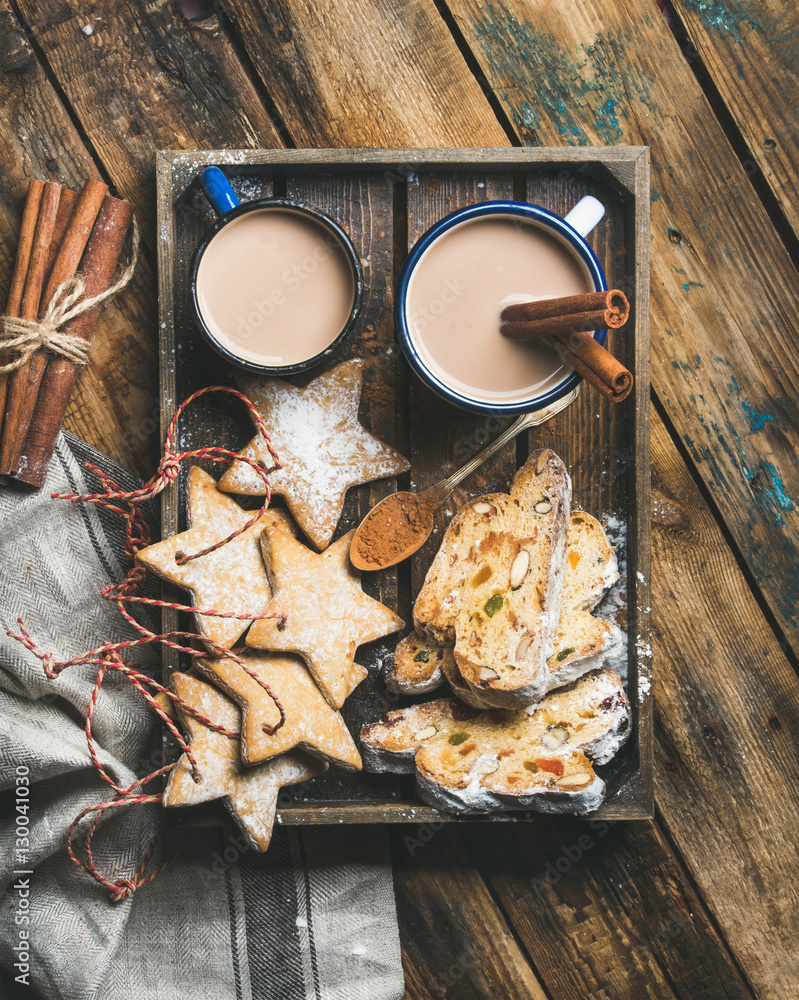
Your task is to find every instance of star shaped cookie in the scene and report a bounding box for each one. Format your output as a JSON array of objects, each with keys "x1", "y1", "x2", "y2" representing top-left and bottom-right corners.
[
  {"x1": 196, "y1": 650, "x2": 363, "y2": 769},
  {"x1": 246, "y1": 527, "x2": 404, "y2": 708},
  {"x1": 136, "y1": 467, "x2": 296, "y2": 650},
  {"x1": 217, "y1": 358, "x2": 410, "y2": 550},
  {"x1": 164, "y1": 672, "x2": 326, "y2": 851}
]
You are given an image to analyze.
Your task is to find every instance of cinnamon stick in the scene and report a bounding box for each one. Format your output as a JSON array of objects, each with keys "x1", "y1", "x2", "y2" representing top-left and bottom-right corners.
[
  {"x1": 5, "y1": 181, "x2": 46, "y2": 317},
  {"x1": 42, "y1": 188, "x2": 78, "y2": 288},
  {"x1": 0, "y1": 178, "x2": 108, "y2": 477},
  {"x1": 498, "y1": 288, "x2": 633, "y2": 403},
  {"x1": 0, "y1": 179, "x2": 45, "y2": 437},
  {"x1": 16, "y1": 194, "x2": 133, "y2": 488},
  {"x1": 555, "y1": 331, "x2": 633, "y2": 402},
  {"x1": 501, "y1": 309, "x2": 618, "y2": 340},
  {"x1": 500, "y1": 289, "x2": 630, "y2": 340},
  {"x1": 39, "y1": 178, "x2": 108, "y2": 310},
  {"x1": 19, "y1": 183, "x2": 62, "y2": 322},
  {"x1": 0, "y1": 182, "x2": 62, "y2": 476}
]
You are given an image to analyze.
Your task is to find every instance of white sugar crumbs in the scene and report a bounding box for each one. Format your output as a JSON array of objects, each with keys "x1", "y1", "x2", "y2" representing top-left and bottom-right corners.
[
  {"x1": 81, "y1": 24, "x2": 94, "y2": 35},
  {"x1": 351, "y1": 945, "x2": 367, "y2": 957},
  {"x1": 295, "y1": 916, "x2": 307, "y2": 929},
  {"x1": 597, "y1": 514, "x2": 629, "y2": 687}
]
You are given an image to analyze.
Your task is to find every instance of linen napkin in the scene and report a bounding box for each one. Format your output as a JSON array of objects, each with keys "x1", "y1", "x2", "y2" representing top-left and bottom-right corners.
[{"x1": 0, "y1": 431, "x2": 404, "y2": 1000}]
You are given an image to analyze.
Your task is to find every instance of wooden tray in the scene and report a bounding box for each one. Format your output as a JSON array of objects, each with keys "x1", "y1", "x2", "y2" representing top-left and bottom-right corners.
[{"x1": 155, "y1": 147, "x2": 651, "y2": 823}]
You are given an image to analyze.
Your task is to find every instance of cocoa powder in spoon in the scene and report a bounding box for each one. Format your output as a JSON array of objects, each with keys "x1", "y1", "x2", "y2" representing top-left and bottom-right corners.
[{"x1": 351, "y1": 492, "x2": 438, "y2": 568}]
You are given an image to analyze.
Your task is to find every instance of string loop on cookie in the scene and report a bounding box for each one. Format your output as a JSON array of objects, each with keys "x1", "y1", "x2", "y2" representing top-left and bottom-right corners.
[
  {"x1": 4, "y1": 386, "x2": 293, "y2": 901},
  {"x1": 10, "y1": 623, "x2": 264, "y2": 902},
  {"x1": 66, "y1": 786, "x2": 171, "y2": 902},
  {"x1": 53, "y1": 385, "x2": 282, "y2": 568}
]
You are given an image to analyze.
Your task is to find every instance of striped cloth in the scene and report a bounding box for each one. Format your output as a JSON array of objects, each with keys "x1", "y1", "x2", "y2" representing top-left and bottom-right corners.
[{"x1": 0, "y1": 432, "x2": 404, "y2": 1000}]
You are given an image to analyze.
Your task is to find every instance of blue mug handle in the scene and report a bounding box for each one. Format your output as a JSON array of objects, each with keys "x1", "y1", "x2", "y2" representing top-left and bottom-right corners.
[{"x1": 199, "y1": 166, "x2": 240, "y2": 216}]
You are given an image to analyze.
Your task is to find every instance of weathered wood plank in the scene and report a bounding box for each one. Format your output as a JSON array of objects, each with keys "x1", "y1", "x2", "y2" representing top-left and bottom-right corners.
[
  {"x1": 462, "y1": 819, "x2": 754, "y2": 1000},
  {"x1": 218, "y1": 0, "x2": 509, "y2": 148},
  {"x1": 16, "y1": 0, "x2": 283, "y2": 246},
  {"x1": 649, "y1": 404, "x2": 799, "y2": 998},
  {"x1": 0, "y1": 0, "x2": 157, "y2": 475},
  {"x1": 391, "y1": 826, "x2": 548, "y2": 1000},
  {"x1": 667, "y1": 0, "x2": 799, "y2": 237},
  {"x1": 443, "y1": 0, "x2": 799, "y2": 660}
]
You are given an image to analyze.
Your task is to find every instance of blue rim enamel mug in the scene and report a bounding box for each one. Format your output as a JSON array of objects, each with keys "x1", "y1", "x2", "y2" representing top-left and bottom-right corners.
[
  {"x1": 190, "y1": 166, "x2": 364, "y2": 376},
  {"x1": 395, "y1": 196, "x2": 608, "y2": 415}
]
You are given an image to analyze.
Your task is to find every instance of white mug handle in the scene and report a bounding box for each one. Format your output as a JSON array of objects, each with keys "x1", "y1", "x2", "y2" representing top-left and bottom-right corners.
[{"x1": 563, "y1": 195, "x2": 605, "y2": 238}]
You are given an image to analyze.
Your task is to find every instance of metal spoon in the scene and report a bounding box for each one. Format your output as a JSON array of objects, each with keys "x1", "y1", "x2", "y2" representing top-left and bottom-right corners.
[{"x1": 349, "y1": 386, "x2": 580, "y2": 571}]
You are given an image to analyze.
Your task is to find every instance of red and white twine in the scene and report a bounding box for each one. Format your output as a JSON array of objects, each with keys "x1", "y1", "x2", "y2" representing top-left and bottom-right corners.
[{"x1": 7, "y1": 386, "x2": 288, "y2": 902}]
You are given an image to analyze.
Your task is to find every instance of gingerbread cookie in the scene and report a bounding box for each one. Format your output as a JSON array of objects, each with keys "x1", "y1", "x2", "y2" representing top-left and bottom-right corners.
[
  {"x1": 196, "y1": 650, "x2": 363, "y2": 769},
  {"x1": 136, "y1": 467, "x2": 296, "y2": 650},
  {"x1": 246, "y1": 526, "x2": 404, "y2": 709},
  {"x1": 164, "y1": 672, "x2": 326, "y2": 851},
  {"x1": 218, "y1": 359, "x2": 410, "y2": 550}
]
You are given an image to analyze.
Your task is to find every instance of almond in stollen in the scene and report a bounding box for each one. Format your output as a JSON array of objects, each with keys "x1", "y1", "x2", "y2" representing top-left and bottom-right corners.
[
  {"x1": 541, "y1": 726, "x2": 569, "y2": 750},
  {"x1": 516, "y1": 635, "x2": 532, "y2": 659},
  {"x1": 414, "y1": 725, "x2": 438, "y2": 741},
  {"x1": 509, "y1": 550, "x2": 530, "y2": 589},
  {"x1": 470, "y1": 754, "x2": 499, "y2": 775},
  {"x1": 556, "y1": 772, "x2": 593, "y2": 791}
]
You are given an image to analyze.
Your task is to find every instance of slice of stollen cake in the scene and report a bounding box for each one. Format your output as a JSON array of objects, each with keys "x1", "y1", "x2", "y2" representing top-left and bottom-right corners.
[
  {"x1": 389, "y1": 510, "x2": 622, "y2": 705},
  {"x1": 360, "y1": 669, "x2": 630, "y2": 815},
  {"x1": 413, "y1": 449, "x2": 571, "y2": 710},
  {"x1": 384, "y1": 632, "x2": 457, "y2": 695}
]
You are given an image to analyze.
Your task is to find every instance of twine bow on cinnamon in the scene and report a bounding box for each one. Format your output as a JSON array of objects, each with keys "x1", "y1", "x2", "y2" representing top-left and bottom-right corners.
[{"x1": 0, "y1": 216, "x2": 140, "y2": 375}]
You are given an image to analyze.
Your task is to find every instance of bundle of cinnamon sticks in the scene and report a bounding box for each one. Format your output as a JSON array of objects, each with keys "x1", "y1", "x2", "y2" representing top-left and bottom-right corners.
[
  {"x1": 0, "y1": 177, "x2": 133, "y2": 488},
  {"x1": 500, "y1": 290, "x2": 634, "y2": 402}
]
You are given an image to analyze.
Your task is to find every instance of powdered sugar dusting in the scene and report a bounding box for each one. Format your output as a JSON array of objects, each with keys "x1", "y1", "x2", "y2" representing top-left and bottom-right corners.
[
  {"x1": 136, "y1": 467, "x2": 296, "y2": 650},
  {"x1": 219, "y1": 360, "x2": 409, "y2": 549},
  {"x1": 246, "y1": 529, "x2": 403, "y2": 707},
  {"x1": 595, "y1": 514, "x2": 629, "y2": 686},
  {"x1": 198, "y1": 651, "x2": 361, "y2": 770},
  {"x1": 165, "y1": 673, "x2": 326, "y2": 850}
]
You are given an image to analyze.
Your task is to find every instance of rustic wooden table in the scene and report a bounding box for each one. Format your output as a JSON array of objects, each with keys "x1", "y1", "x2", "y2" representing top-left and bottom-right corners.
[{"x1": 1, "y1": 2, "x2": 797, "y2": 997}]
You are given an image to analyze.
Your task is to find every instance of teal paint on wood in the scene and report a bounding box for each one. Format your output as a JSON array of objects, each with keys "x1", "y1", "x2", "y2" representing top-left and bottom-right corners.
[
  {"x1": 680, "y1": 0, "x2": 739, "y2": 34},
  {"x1": 744, "y1": 461, "x2": 796, "y2": 529},
  {"x1": 468, "y1": 14, "x2": 634, "y2": 146},
  {"x1": 741, "y1": 400, "x2": 775, "y2": 432}
]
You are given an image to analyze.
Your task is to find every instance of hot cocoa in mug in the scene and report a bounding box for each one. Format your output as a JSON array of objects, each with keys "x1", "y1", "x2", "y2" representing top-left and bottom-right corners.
[
  {"x1": 396, "y1": 197, "x2": 608, "y2": 415},
  {"x1": 191, "y1": 167, "x2": 363, "y2": 375}
]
